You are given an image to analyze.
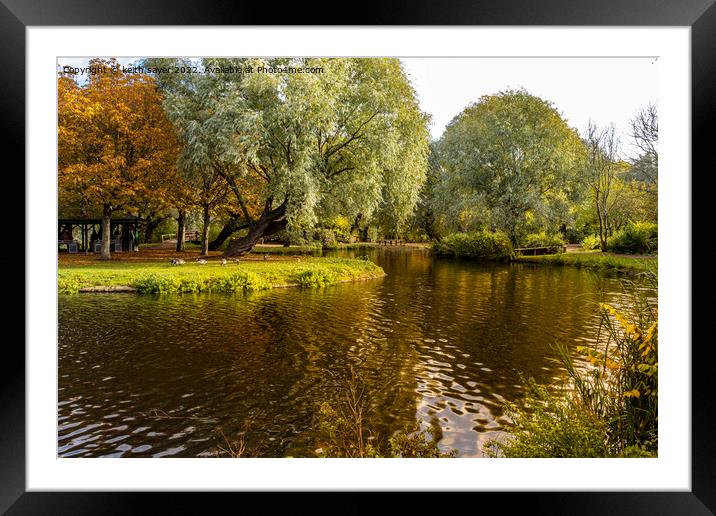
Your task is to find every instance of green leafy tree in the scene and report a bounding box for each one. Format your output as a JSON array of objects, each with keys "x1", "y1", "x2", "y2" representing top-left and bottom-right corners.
[{"x1": 436, "y1": 90, "x2": 586, "y2": 244}]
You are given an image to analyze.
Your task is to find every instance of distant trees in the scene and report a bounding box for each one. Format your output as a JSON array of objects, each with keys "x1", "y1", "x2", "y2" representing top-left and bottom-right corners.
[{"x1": 58, "y1": 58, "x2": 180, "y2": 259}]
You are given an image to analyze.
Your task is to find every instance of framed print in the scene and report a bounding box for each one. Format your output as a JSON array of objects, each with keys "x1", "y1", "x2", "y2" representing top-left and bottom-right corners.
[{"x1": 3, "y1": 0, "x2": 712, "y2": 513}]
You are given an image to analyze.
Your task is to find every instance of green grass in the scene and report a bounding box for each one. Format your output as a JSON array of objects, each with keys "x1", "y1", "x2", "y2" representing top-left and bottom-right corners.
[
  {"x1": 512, "y1": 252, "x2": 655, "y2": 272},
  {"x1": 58, "y1": 258, "x2": 385, "y2": 294},
  {"x1": 254, "y1": 242, "x2": 381, "y2": 255}
]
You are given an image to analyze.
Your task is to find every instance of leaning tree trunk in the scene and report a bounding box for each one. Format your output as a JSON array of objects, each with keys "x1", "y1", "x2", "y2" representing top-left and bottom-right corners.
[
  {"x1": 208, "y1": 215, "x2": 248, "y2": 251},
  {"x1": 224, "y1": 199, "x2": 288, "y2": 257},
  {"x1": 100, "y1": 204, "x2": 112, "y2": 260},
  {"x1": 201, "y1": 204, "x2": 211, "y2": 257},
  {"x1": 176, "y1": 210, "x2": 185, "y2": 252}
]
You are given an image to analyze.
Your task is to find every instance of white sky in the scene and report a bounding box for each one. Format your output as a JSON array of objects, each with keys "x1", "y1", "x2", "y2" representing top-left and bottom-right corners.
[
  {"x1": 400, "y1": 57, "x2": 657, "y2": 153},
  {"x1": 58, "y1": 56, "x2": 657, "y2": 156}
]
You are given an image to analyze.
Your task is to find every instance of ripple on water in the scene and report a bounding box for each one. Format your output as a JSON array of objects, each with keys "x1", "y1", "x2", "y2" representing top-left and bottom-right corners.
[{"x1": 58, "y1": 250, "x2": 648, "y2": 458}]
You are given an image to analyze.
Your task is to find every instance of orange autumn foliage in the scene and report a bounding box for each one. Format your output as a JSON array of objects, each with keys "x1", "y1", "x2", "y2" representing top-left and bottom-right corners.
[{"x1": 58, "y1": 58, "x2": 181, "y2": 218}]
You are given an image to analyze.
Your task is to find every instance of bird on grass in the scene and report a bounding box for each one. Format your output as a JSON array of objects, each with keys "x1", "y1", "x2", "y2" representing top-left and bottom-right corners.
[
  {"x1": 263, "y1": 254, "x2": 269, "y2": 261},
  {"x1": 220, "y1": 258, "x2": 227, "y2": 266},
  {"x1": 196, "y1": 258, "x2": 208, "y2": 265},
  {"x1": 170, "y1": 258, "x2": 186, "y2": 266}
]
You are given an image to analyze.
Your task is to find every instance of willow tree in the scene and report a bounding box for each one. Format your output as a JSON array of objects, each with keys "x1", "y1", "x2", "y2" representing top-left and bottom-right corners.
[
  {"x1": 436, "y1": 90, "x2": 586, "y2": 244},
  {"x1": 154, "y1": 57, "x2": 429, "y2": 256}
]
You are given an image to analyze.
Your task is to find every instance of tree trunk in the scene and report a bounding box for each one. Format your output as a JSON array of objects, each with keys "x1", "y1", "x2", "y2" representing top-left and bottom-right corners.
[
  {"x1": 143, "y1": 217, "x2": 164, "y2": 244},
  {"x1": 208, "y1": 216, "x2": 249, "y2": 251},
  {"x1": 176, "y1": 210, "x2": 185, "y2": 252},
  {"x1": 350, "y1": 213, "x2": 363, "y2": 236},
  {"x1": 224, "y1": 199, "x2": 288, "y2": 257},
  {"x1": 201, "y1": 204, "x2": 211, "y2": 257},
  {"x1": 100, "y1": 204, "x2": 112, "y2": 260}
]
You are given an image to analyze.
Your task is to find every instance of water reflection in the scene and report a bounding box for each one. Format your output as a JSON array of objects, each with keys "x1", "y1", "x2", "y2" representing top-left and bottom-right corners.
[{"x1": 58, "y1": 247, "x2": 644, "y2": 457}]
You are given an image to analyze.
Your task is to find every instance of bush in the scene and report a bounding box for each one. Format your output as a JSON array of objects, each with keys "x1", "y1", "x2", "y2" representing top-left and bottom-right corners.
[
  {"x1": 607, "y1": 221, "x2": 657, "y2": 254},
  {"x1": 131, "y1": 271, "x2": 269, "y2": 294},
  {"x1": 291, "y1": 268, "x2": 339, "y2": 288},
  {"x1": 521, "y1": 231, "x2": 565, "y2": 250},
  {"x1": 581, "y1": 234, "x2": 601, "y2": 251},
  {"x1": 431, "y1": 230, "x2": 513, "y2": 261},
  {"x1": 388, "y1": 423, "x2": 457, "y2": 458},
  {"x1": 316, "y1": 228, "x2": 339, "y2": 250},
  {"x1": 484, "y1": 379, "x2": 610, "y2": 458}
]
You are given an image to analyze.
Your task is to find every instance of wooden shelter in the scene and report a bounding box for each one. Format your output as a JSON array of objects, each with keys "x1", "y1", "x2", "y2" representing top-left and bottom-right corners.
[{"x1": 58, "y1": 218, "x2": 140, "y2": 252}]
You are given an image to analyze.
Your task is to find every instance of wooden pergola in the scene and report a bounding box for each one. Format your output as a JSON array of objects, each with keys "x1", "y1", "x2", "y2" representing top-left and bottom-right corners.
[{"x1": 58, "y1": 218, "x2": 140, "y2": 252}]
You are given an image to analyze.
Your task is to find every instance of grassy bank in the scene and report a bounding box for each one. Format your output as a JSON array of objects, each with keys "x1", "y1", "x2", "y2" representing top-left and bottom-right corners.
[
  {"x1": 255, "y1": 242, "x2": 389, "y2": 255},
  {"x1": 512, "y1": 252, "x2": 655, "y2": 272},
  {"x1": 58, "y1": 257, "x2": 385, "y2": 294}
]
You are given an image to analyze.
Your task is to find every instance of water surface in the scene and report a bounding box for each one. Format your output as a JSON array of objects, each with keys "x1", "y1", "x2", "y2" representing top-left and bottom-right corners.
[{"x1": 58, "y1": 247, "x2": 641, "y2": 457}]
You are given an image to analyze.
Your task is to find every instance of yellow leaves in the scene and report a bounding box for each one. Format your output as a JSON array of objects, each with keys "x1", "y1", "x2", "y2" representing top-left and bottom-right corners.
[
  {"x1": 605, "y1": 358, "x2": 620, "y2": 370},
  {"x1": 623, "y1": 390, "x2": 641, "y2": 399},
  {"x1": 58, "y1": 63, "x2": 180, "y2": 213}
]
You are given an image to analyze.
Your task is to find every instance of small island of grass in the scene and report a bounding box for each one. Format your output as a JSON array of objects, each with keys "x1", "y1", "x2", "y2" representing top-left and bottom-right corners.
[{"x1": 58, "y1": 254, "x2": 384, "y2": 294}]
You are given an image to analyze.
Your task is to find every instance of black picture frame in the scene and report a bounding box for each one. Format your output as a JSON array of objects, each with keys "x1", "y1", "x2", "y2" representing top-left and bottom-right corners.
[{"x1": 2, "y1": 1, "x2": 711, "y2": 513}]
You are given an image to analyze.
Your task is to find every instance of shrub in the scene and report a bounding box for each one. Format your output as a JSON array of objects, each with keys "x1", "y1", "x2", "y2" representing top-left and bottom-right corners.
[
  {"x1": 581, "y1": 234, "x2": 601, "y2": 251},
  {"x1": 131, "y1": 271, "x2": 269, "y2": 294},
  {"x1": 388, "y1": 423, "x2": 457, "y2": 458},
  {"x1": 521, "y1": 231, "x2": 565, "y2": 250},
  {"x1": 484, "y1": 378, "x2": 610, "y2": 458},
  {"x1": 431, "y1": 230, "x2": 513, "y2": 261},
  {"x1": 316, "y1": 228, "x2": 339, "y2": 250},
  {"x1": 291, "y1": 268, "x2": 339, "y2": 288},
  {"x1": 132, "y1": 274, "x2": 183, "y2": 294},
  {"x1": 607, "y1": 221, "x2": 657, "y2": 254}
]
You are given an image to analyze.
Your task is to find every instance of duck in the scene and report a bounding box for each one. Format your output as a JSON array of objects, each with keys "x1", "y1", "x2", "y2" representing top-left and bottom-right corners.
[
  {"x1": 171, "y1": 258, "x2": 186, "y2": 266},
  {"x1": 220, "y1": 258, "x2": 227, "y2": 266},
  {"x1": 196, "y1": 258, "x2": 208, "y2": 265}
]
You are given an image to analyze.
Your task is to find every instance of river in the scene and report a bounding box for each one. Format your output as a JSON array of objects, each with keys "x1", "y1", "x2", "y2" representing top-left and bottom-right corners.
[{"x1": 58, "y1": 247, "x2": 643, "y2": 457}]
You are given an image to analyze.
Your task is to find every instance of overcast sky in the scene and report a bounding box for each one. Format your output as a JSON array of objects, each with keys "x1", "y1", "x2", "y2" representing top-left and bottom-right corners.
[{"x1": 59, "y1": 56, "x2": 657, "y2": 155}]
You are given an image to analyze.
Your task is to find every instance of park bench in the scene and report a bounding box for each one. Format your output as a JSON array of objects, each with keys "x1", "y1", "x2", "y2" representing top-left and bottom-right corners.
[
  {"x1": 161, "y1": 230, "x2": 199, "y2": 242},
  {"x1": 514, "y1": 245, "x2": 566, "y2": 256},
  {"x1": 58, "y1": 239, "x2": 78, "y2": 253}
]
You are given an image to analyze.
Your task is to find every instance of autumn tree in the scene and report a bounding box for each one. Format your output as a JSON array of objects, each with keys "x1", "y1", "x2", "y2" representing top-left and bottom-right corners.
[
  {"x1": 151, "y1": 57, "x2": 429, "y2": 257},
  {"x1": 58, "y1": 58, "x2": 180, "y2": 259},
  {"x1": 436, "y1": 90, "x2": 586, "y2": 244}
]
